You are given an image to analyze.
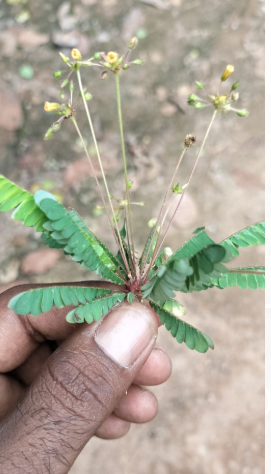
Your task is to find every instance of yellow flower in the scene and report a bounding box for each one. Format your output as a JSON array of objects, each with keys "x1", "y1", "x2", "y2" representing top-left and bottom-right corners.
[
  {"x1": 105, "y1": 51, "x2": 119, "y2": 64},
  {"x1": 221, "y1": 65, "x2": 234, "y2": 82},
  {"x1": 44, "y1": 102, "x2": 61, "y2": 112},
  {"x1": 71, "y1": 48, "x2": 82, "y2": 61}
]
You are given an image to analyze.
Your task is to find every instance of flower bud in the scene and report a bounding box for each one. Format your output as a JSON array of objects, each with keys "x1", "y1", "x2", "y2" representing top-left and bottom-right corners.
[
  {"x1": 128, "y1": 180, "x2": 133, "y2": 190},
  {"x1": 61, "y1": 78, "x2": 69, "y2": 88},
  {"x1": 44, "y1": 127, "x2": 53, "y2": 140},
  {"x1": 221, "y1": 64, "x2": 234, "y2": 82},
  {"x1": 59, "y1": 52, "x2": 69, "y2": 63},
  {"x1": 194, "y1": 102, "x2": 204, "y2": 109},
  {"x1": 133, "y1": 59, "x2": 143, "y2": 65},
  {"x1": 44, "y1": 102, "x2": 61, "y2": 112},
  {"x1": 128, "y1": 36, "x2": 138, "y2": 50},
  {"x1": 101, "y1": 71, "x2": 109, "y2": 80},
  {"x1": 188, "y1": 94, "x2": 198, "y2": 103},
  {"x1": 93, "y1": 52, "x2": 103, "y2": 60},
  {"x1": 52, "y1": 122, "x2": 61, "y2": 132},
  {"x1": 69, "y1": 81, "x2": 74, "y2": 93},
  {"x1": 148, "y1": 218, "x2": 158, "y2": 228},
  {"x1": 53, "y1": 71, "x2": 62, "y2": 78},
  {"x1": 231, "y1": 81, "x2": 239, "y2": 91},
  {"x1": 195, "y1": 81, "x2": 203, "y2": 90},
  {"x1": 71, "y1": 48, "x2": 82, "y2": 61},
  {"x1": 236, "y1": 109, "x2": 249, "y2": 117},
  {"x1": 105, "y1": 52, "x2": 119, "y2": 64},
  {"x1": 84, "y1": 92, "x2": 92, "y2": 101},
  {"x1": 172, "y1": 184, "x2": 184, "y2": 194},
  {"x1": 184, "y1": 134, "x2": 196, "y2": 147},
  {"x1": 122, "y1": 64, "x2": 131, "y2": 70}
]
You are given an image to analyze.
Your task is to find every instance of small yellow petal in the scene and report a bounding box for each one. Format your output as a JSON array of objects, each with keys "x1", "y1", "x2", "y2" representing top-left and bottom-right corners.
[
  {"x1": 221, "y1": 65, "x2": 234, "y2": 82},
  {"x1": 71, "y1": 48, "x2": 82, "y2": 60},
  {"x1": 44, "y1": 102, "x2": 60, "y2": 112},
  {"x1": 105, "y1": 51, "x2": 119, "y2": 64}
]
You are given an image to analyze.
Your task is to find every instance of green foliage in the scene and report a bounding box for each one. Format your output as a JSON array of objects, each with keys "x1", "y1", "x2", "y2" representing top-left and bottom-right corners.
[
  {"x1": 149, "y1": 301, "x2": 214, "y2": 353},
  {"x1": 8, "y1": 286, "x2": 112, "y2": 315},
  {"x1": 66, "y1": 292, "x2": 126, "y2": 323},
  {"x1": 0, "y1": 175, "x2": 47, "y2": 232},
  {"x1": 142, "y1": 230, "x2": 228, "y2": 302},
  {"x1": 127, "y1": 292, "x2": 136, "y2": 304},
  {"x1": 211, "y1": 266, "x2": 265, "y2": 290},
  {"x1": 34, "y1": 192, "x2": 126, "y2": 285},
  {"x1": 220, "y1": 222, "x2": 265, "y2": 261}
]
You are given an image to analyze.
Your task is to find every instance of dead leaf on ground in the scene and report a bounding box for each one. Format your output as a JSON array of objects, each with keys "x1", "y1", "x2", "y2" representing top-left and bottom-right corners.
[{"x1": 21, "y1": 249, "x2": 61, "y2": 275}]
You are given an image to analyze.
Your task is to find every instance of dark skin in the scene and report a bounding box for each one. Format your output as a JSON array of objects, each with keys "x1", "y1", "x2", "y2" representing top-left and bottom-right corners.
[{"x1": 0, "y1": 281, "x2": 172, "y2": 473}]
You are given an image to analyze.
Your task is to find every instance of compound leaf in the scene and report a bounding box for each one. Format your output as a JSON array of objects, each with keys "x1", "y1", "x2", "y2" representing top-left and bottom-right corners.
[
  {"x1": 211, "y1": 266, "x2": 265, "y2": 290},
  {"x1": 220, "y1": 222, "x2": 265, "y2": 261},
  {"x1": 66, "y1": 292, "x2": 126, "y2": 324},
  {"x1": 35, "y1": 195, "x2": 127, "y2": 285},
  {"x1": 8, "y1": 286, "x2": 112, "y2": 315},
  {"x1": 149, "y1": 300, "x2": 214, "y2": 353},
  {"x1": 0, "y1": 175, "x2": 47, "y2": 232}
]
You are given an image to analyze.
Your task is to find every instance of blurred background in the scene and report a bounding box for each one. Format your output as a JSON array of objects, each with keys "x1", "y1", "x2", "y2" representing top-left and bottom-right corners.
[{"x1": 0, "y1": 0, "x2": 264, "y2": 473}]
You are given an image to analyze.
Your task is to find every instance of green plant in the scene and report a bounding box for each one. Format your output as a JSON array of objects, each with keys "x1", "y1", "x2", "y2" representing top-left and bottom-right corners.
[{"x1": 1, "y1": 42, "x2": 264, "y2": 354}]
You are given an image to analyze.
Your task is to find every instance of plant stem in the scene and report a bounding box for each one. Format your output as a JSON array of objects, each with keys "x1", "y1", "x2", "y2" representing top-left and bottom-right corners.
[
  {"x1": 145, "y1": 109, "x2": 218, "y2": 281},
  {"x1": 140, "y1": 145, "x2": 188, "y2": 276},
  {"x1": 71, "y1": 117, "x2": 127, "y2": 281},
  {"x1": 115, "y1": 72, "x2": 136, "y2": 278},
  {"x1": 76, "y1": 69, "x2": 131, "y2": 277}
]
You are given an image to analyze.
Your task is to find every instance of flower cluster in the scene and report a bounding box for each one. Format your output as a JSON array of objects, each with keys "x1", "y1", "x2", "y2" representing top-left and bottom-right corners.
[{"x1": 188, "y1": 65, "x2": 249, "y2": 117}]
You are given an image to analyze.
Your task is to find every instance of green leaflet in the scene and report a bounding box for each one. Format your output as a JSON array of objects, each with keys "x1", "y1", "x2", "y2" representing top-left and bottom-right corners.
[
  {"x1": 149, "y1": 301, "x2": 214, "y2": 353},
  {"x1": 0, "y1": 175, "x2": 47, "y2": 232},
  {"x1": 66, "y1": 292, "x2": 126, "y2": 323},
  {"x1": 34, "y1": 194, "x2": 126, "y2": 285},
  {"x1": 211, "y1": 266, "x2": 265, "y2": 290},
  {"x1": 220, "y1": 221, "x2": 265, "y2": 261},
  {"x1": 8, "y1": 286, "x2": 112, "y2": 315},
  {"x1": 139, "y1": 226, "x2": 159, "y2": 270},
  {"x1": 142, "y1": 230, "x2": 227, "y2": 301}
]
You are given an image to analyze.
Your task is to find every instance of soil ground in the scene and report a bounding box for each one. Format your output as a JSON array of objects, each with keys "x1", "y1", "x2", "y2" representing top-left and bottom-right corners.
[{"x1": 0, "y1": 0, "x2": 264, "y2": 473}]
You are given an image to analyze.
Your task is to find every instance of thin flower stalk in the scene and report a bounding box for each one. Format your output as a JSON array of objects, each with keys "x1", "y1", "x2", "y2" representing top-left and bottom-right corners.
[
  {"x1": 76, "y1": 69, "x2": 131, "y2": 276},
  {"x1": 115, "y1": 72, "x2": 136, "y2": 277},
  {"x1": 144, "y1": 109, "x2": 218, "y2": 281}
]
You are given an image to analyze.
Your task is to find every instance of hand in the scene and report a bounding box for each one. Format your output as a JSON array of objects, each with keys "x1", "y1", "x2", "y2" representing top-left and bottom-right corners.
[{"x1": 0, "y1": 281, "x2": 171, "y2": 474}]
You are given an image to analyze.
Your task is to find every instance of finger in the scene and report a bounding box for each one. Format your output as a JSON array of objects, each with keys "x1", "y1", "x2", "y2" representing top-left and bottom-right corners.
[
  {"x1": 0, "y1": 375, "x2": 25, "y2": 420},
  {"x1": 133, "y1": 347, "x2": 172, "y2": 386},
  {"x1": 0, "y1": 281, "x2": 123, "y2": 372},
  {"x1": 12, "y1": 343, "x2": 53, "y2": 386},
  {"x1": 113, "y1": 385, "x2": 158, "y2": 423},
  {"x1": 95, "y1": 414, "x2": 130, "y2": 440},
  {"x1": 0, "y1": 302, "x2": 158, "y2": 472}
]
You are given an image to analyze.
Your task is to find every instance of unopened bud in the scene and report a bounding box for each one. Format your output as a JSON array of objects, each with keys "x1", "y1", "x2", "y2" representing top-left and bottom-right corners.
[
  {"x1": 236, "y1": 109, "x2": 249, "y2": 117},
  {"x1": 195, "y1": 81, "x2": 203, "y2": 90},
  {"x1": 184, "y1": 134, "x2": 196, "y2": 147},
  {"x1": 172, "y1": 184, "x2": 184, "y2": 194},
  {"x1": 122, "y1": 64, "x2": 131, "y2": 70},
  {"x1": 194, "y1": 102, "x2": 204, "y2": 109},
  {"x1": 148, "y1": 218, "x2": 158, "y2": 228},
  {"x1": 93, "y1": 52, "x2": 103, "y2": 60},
  {"x1": 231, "y1": 81, "x2": 239, "y2": 91},
  {"x1": 53, "y1": 71, "x2": 62, "y2": 78},
  {"x1": 128, "y1": 180, "x2": 133, "y2": 190},
  {"x1": 133, "y1": 59, "x2": 143, "y2": 65},
  {"x1": 69, "y1": 81, "x2": 74, "y2": 93},
  {"x1": 221, "y1": 64, "x2": 234, "y2": 82},
  {"x1": 52, "y1": 122, "x2": 61, "y2": 132},
  {"x1": 128, "y1": 36, "x2": 138, "y2": 50},
  {"x1": 44, "y1": 102, "x2": 61, "y2": 112},
  {"x1": 101, "y1": 71, "x2": 109, "y2": 80},
  {"x1": 44, "y1": 127, "x2": 53, "y2": 140},
  {"x1": 59, "y1": 52, "x2": 69, "y2": 63},
  {"x1": 61, "y1": 78, "x2": 69, "y2": 88},
  {"x1": 84, "y1": 92, "x2": 92, "y2": 101},
  {"x1": 71, "y1": 48, "x2": 82, "y2": 61},
  {"x1": 188, "y1": 94, "x2": 198, "y2": 103}
]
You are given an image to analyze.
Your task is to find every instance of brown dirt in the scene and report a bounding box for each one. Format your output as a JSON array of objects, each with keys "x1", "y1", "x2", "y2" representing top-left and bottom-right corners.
[{"x1": 0, "y1": 0, "x2": 264, "y2": 473}]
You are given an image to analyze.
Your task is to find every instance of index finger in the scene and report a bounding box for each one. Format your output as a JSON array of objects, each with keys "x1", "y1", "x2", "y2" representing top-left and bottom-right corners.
[{"x1": 0, "y1": 280, "x2": 123, "y2": 372}]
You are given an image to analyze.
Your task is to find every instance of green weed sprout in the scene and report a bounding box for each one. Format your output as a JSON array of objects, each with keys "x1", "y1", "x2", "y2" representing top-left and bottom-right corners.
[{"x1": 1, "y1": 41, "x2": 264, "y2": 354}]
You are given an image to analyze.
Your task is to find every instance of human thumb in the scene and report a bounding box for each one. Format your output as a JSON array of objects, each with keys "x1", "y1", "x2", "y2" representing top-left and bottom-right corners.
[{"x1": 0, "y1": 302, "x2": 158, "y2": 474}]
